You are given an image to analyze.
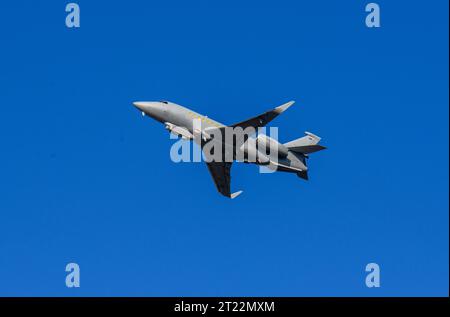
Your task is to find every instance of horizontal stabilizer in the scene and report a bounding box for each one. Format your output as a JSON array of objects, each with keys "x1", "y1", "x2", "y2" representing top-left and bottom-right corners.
[
  {"x1": 297, "y1": 170, "x2": 309, "y2": 180},
  {"x1": 268, "y1": 160, "x2": 306, "y2": 173},
  {"x1": 288, "y1": 144, "x2": 327, "y2": 154}
]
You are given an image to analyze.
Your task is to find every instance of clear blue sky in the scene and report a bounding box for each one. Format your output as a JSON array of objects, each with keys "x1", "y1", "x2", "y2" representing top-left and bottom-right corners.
[{"x1": 0, "y1": 0, "x2": 448, "y2": 296}]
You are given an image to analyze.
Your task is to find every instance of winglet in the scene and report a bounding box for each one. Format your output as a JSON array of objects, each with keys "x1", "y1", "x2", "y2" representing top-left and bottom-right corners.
[
  {"x1": 230, "y1": 190, "x2": 243, "y2": 199},
  {"x1": 274, "y1": 100, "x2": 295, "y2": 114}
]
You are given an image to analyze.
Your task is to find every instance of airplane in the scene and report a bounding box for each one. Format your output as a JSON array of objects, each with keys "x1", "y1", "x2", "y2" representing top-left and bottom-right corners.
[{"x1": 132, "y1": 100, "x2": 326, "y2": 198}]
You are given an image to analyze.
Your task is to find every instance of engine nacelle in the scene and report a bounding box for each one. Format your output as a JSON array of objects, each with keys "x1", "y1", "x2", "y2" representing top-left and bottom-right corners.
[{"x1": 256, "y1": 134, "x2": 289, "y2": 158}]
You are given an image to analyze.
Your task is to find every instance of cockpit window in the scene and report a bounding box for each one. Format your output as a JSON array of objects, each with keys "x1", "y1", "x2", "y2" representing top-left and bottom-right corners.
[{"x1": 160, "y1": 100, "x2": 169, "y2": 104}]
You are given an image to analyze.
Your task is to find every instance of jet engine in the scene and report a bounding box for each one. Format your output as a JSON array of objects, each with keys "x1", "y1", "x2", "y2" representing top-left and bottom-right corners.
[{"x1": 256, "y1": 134, "x2": 289, "y2": 158}]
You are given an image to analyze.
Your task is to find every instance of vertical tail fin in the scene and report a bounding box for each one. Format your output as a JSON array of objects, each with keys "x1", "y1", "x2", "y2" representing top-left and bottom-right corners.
[{"x1": 284, "y1": 132, "x2": 326, "y2": 154}]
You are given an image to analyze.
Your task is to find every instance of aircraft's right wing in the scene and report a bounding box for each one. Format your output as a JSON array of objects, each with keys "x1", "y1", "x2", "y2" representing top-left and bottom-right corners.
[
  {"x1": 205, "y1": 161, "x2": 243, "y2": 199},
  {"x1": 229, "y1": 101, "x2": 294, "y2": 130}
]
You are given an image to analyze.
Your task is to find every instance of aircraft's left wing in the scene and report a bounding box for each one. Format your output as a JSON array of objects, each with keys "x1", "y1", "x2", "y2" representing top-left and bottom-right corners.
[
  {"x1": 229, "y1": 101, "x2": 294, "y2": 130},
  {"x1": 205, "y1": 161, "x2": 243, "y2": 199}
]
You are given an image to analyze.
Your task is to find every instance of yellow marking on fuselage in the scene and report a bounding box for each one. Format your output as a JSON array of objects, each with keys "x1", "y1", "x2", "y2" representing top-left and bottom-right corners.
[{"x1": 186, "y1": 110, "x2": 222, "y2": 127}]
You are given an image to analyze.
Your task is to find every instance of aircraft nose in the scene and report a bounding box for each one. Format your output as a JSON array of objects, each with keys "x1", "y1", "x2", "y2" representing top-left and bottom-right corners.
[
  {"x1": 133, "y1": 102, "x2": 147, "y2": 111},
  {"x1": 133, "y1": 101, "x2": 162, "y2": 110},
  {"x1": 132, "y1": 101, "x2": 167, "y2": 122}
]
